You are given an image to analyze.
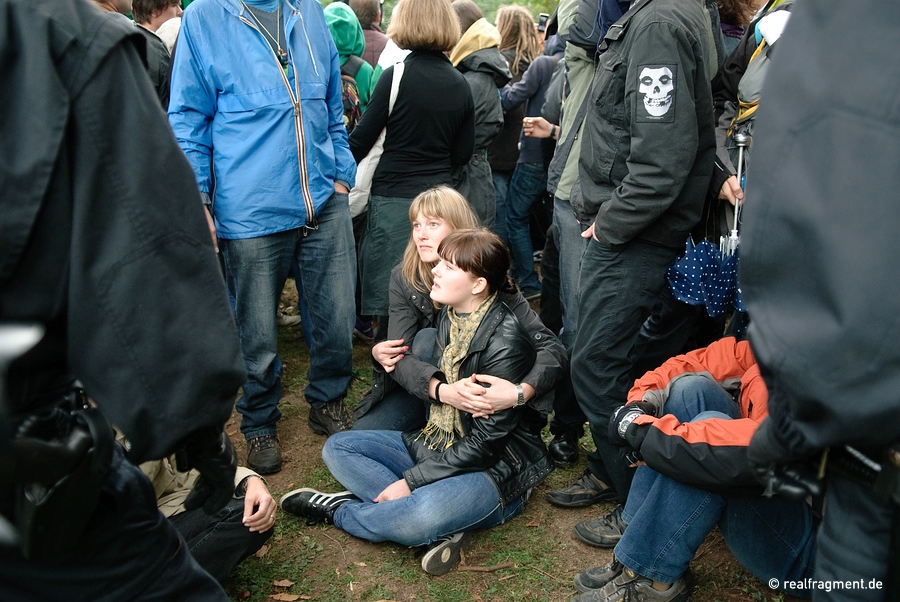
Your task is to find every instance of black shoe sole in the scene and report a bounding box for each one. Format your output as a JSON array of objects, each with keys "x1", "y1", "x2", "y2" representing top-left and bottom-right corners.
[
  {"x1": 544, "y1": 488, "x2": 618, "y2": 508},
  {"x1": 248, "y1": 459, "x2": 283, "y2": 475}
]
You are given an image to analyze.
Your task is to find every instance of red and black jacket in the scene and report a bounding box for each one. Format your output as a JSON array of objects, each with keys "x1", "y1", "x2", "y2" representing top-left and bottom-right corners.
[{"x1": 623, "y1": 337, "x2": 767, "y2": 494}]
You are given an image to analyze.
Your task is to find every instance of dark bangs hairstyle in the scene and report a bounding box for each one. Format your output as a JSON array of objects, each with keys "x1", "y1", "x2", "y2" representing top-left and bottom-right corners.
[{"x1": 437, "y1": 229, "x2": 517, "y2": 296}]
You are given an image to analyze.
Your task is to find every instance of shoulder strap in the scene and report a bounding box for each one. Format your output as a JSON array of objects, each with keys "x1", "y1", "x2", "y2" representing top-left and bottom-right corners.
[
  {"x1": 388, "y1": 62, "x2": 405, "y2": 116},
  {"x1": 342, "y1": 54, "x2": 365, "y2": 79}
]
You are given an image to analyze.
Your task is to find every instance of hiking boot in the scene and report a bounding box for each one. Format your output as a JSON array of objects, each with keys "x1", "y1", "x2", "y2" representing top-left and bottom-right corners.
[
  {"x1": 548, "y1": 432, "x2": 580, "y2": 467},
  {"x1": 308, "y1": 398, "x2": 354, "y2": 435},
  {"x1": 571, "y1": 567, "x2": 690, "y2": 602},
  {"x1": 573, "y1": 505, "x2": 627, "y2": 548},
  {"x1": 421, "y1": 532, "x2": 471, "y2": 576},
  {"x1": 545, "y1": 469, "x2": 617, "y2": 508},
  {"x1": 246, "y1": 434, "x2": 282, "y2": 475},
  {"x1": 279, "y1": 488, "x2": 356, "y2": 525},
  {"x1": 574, "y1": 556, "x2": 625, "y2": 593}
]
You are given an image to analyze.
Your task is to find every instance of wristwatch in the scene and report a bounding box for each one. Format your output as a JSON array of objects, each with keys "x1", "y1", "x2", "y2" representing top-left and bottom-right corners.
[
  {"x1": 515, "y1": 383, "x2": 525, "y2": 407},
  {"x1": 617, "y1": 410, "x2": 642, "y2": 438}
]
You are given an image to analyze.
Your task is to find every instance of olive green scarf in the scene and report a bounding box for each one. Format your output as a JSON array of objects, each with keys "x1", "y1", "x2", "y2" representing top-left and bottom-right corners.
[{"x1": 417, "y1": 293, "x2": 496, "y2": 451}]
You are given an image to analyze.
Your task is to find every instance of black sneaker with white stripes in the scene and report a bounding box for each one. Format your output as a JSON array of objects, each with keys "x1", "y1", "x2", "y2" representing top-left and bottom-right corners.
[{"x1": 279, "y1": 488, "x2": 356, "y2": 525}]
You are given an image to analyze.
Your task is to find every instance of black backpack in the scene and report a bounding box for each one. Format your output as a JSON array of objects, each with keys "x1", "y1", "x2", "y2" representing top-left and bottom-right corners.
[{"x1": 340, "y1": 55, "x2": 365, "y2": 134}]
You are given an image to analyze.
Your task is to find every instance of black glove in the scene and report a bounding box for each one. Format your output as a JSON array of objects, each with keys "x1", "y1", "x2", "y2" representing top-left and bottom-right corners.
[
  {"x1": 608, "y1": 402, "x2": 655, "y2": 447},
  {"x1": 176, "y1": 427, "x2": 238, "y2": 515},
  {"x1": 748, "y1": 417, "x2": 823, "y2": 500}
]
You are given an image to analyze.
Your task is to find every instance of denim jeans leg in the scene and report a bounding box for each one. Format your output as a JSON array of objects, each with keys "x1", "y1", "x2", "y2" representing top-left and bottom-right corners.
[
  {"x1": 553, "y1": 196, "x2": 588, "y2": 349},
  {"x1": 351, "y1": 387, "x2": 427, "y2": 431},
  {"x1": 662, "y1": 375, "x2": 742, "y2": 422},
  {"x1": 572, "y1": 238, "x2": 680, "y2": 502},
  {"x1": 719, "y1": 495, "x2": 816, "y2": 597},
  {"x1": 295, "y1": 192, "x2": 357, "y2": 407},
  {"x1": 507, "y1": 163, "x2": 547, "y2": 292},
  {"x1": 324, "y1": 430, "x2": 523, "y2": 546},
  {"x1": 616, "y1": 465, "x2": 726, "y2": 584},
  {"x1": 492, "y1": 169, "x2": 513, "y2": 245},
  {"x1": 221, "y1": 230, "x2": 295, "y2": 439}
]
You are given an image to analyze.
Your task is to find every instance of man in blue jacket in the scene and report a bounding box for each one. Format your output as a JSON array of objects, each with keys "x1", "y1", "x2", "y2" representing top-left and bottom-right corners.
[{"x1": 169, "y1": 0, "x2": 358, "y2": 474}]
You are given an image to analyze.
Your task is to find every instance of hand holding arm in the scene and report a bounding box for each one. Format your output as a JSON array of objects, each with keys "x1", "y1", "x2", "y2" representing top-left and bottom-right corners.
[
  {"x1": 241, "y1": 476, "x2": 276, "y2": 533},
  {"x1": 371, "y1": 338, "x2": 408, "y2": 373},
  {"x1": 457, "y1": 374, "x2": 534, "y2": 417}
]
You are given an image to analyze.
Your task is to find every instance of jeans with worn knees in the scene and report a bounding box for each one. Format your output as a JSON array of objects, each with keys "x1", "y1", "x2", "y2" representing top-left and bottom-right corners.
[
  {"x1": 323, "y1": 430, "x2": 526, "y2": 547},
  {"x1": 506, "y1": 163, "x2": 547, "y2": 292},
  {"x1": 352, "y1": 328, "x2": 436, "y2": 431},
  {"x1": 572, "y1": 237, "x2": 679, "y2": 501},
  {"x1": 221, "y1": 192, "x2": 356, "y2": 438},
  {"x1": 615, "y1": 377, "x2": 816, "y2": 595}
]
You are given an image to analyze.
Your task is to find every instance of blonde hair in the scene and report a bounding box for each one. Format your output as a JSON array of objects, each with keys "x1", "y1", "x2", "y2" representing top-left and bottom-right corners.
[
  {"x1": 387, "y1": 0, "x2": 461, "y2": 52},
  {"x1": 495, "y1": 5, "x2": 541, "y2": 76},
  {"x1": 401, "y1": 186, "x2": 479, "y2": 294}
]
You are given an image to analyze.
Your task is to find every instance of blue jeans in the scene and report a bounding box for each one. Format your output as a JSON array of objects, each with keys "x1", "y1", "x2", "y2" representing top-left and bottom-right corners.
[
  {"x1": 615, "y1": 377, "x2": 816, "y2": 595},
  {"x1": 322, "y1": 430, "x2": 526, "y2": 547},
  {"x1": 572, "y1": 237, "x2": 680, "y2": 501},
  {"x1": 492, "y1": 169, "x2": 513, "y2": 245},
  {"x1": 220, "y1": 192, "x2": 356, "y2": 438},
  {"x1": 352, "y1": 328, "x2": 435, "y2": 432},
  {"x1": 507, "y1": 162, "x2": 547, "y2": 292},
  {"x1": 553, "y1": 196, "x2": 588, "y2": 350}
]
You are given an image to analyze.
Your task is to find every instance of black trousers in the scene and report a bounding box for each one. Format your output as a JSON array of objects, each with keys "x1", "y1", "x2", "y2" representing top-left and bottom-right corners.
[{"x1": 0, "y1": 445, "x2": 226, "y2": 602}]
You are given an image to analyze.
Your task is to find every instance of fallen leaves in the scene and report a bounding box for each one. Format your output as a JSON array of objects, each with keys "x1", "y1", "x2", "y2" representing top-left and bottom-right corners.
[
  {"x1": 255, "y1": 544, "x2": 270, "y2": 558},
  {"x1": 273, "y1": 579, "x2": 294, "y2": 587}
]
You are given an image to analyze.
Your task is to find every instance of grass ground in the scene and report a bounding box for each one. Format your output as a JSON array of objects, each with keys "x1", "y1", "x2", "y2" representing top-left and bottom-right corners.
[{"x1": 220, "y1": 284, "x2": 797, "y2": 602}]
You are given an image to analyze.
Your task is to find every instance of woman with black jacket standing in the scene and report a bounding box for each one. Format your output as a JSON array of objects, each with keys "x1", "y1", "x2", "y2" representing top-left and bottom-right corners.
[{"x1": 349, "y1": 0, "x2": 474, "y2": 337}]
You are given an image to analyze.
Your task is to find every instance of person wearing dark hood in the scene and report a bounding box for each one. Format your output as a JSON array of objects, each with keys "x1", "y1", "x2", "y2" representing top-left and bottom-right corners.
[
  {"x1": 449, "y1": 0, "x2": 512, "y2": 230},
  {"x1": 0, "y1": 0, "x2": 246, "y2": 597}
]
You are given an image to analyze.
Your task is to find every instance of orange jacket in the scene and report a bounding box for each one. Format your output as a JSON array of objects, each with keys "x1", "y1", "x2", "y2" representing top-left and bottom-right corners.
[{"x1": 624, "y1": 337, "x2": 768, "y2": 493}]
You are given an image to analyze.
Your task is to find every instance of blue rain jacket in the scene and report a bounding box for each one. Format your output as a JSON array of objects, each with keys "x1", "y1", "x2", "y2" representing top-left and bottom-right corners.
[{"x1": 169, "y1": 0, "x2": 356, "y2": 239}]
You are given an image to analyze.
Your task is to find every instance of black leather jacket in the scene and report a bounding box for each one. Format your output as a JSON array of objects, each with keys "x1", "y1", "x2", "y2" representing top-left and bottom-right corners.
[{"x1": 401, "y1": 296, "x2": 554, "y2": 506}]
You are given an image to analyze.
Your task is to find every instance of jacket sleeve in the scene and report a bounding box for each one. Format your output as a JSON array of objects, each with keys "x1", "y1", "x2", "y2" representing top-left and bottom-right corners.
[
  {"x1": 324, "y1": 35, "x2": 356, "y2": 187},
  {"x1": 348, "y1": 64, "x2": 392, "y2": 162},
  {"x1": 594, "y1": 21, "x2": 707, "y2": 246},
  {"x1": 450, "y1": 87, "x2": 476, "y2": 166},
  {"x1": 500, "y1": 56, "x2": 545, "y2": 113},
  {"x1": 388, "y1": 269, "x2": 439, "y2": 401},
  {"x1": 627, "y1": 336, "x2": 754, "y2": 412},
  {"x1": 506, "y1": 293, "x2": 567, "y2": 402},
  {"x1": 466, "y1": 71, "x2": 503, "y2": 150},
  {"x1": 167, "y1": 12, "x2": 217, "y2": 194}
]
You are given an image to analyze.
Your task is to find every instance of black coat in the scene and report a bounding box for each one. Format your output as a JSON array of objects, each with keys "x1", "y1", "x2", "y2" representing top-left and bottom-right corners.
[
  {"x1": 401, "y1": 297, "x2": 554, "y2": 506},
  {"x1": 0, "y1": 0, "x2": 245, "y2": 462}
]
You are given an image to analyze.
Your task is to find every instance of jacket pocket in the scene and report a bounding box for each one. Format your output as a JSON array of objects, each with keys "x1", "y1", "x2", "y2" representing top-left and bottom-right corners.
[{"x1": 587, "y1": 52, "x2": 627, "y2": 185}]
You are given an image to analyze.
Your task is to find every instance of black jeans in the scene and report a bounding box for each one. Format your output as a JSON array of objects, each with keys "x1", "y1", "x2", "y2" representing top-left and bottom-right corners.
[
  {"x1": 0, "y1": 445, "x2": 226, "y2": 601},
  {"x1": 170, "y1": 498, "x2": 273, "y2": 584},
  {"x1": 572, "y1": 237, "x2": 679, "y2": 503}
]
